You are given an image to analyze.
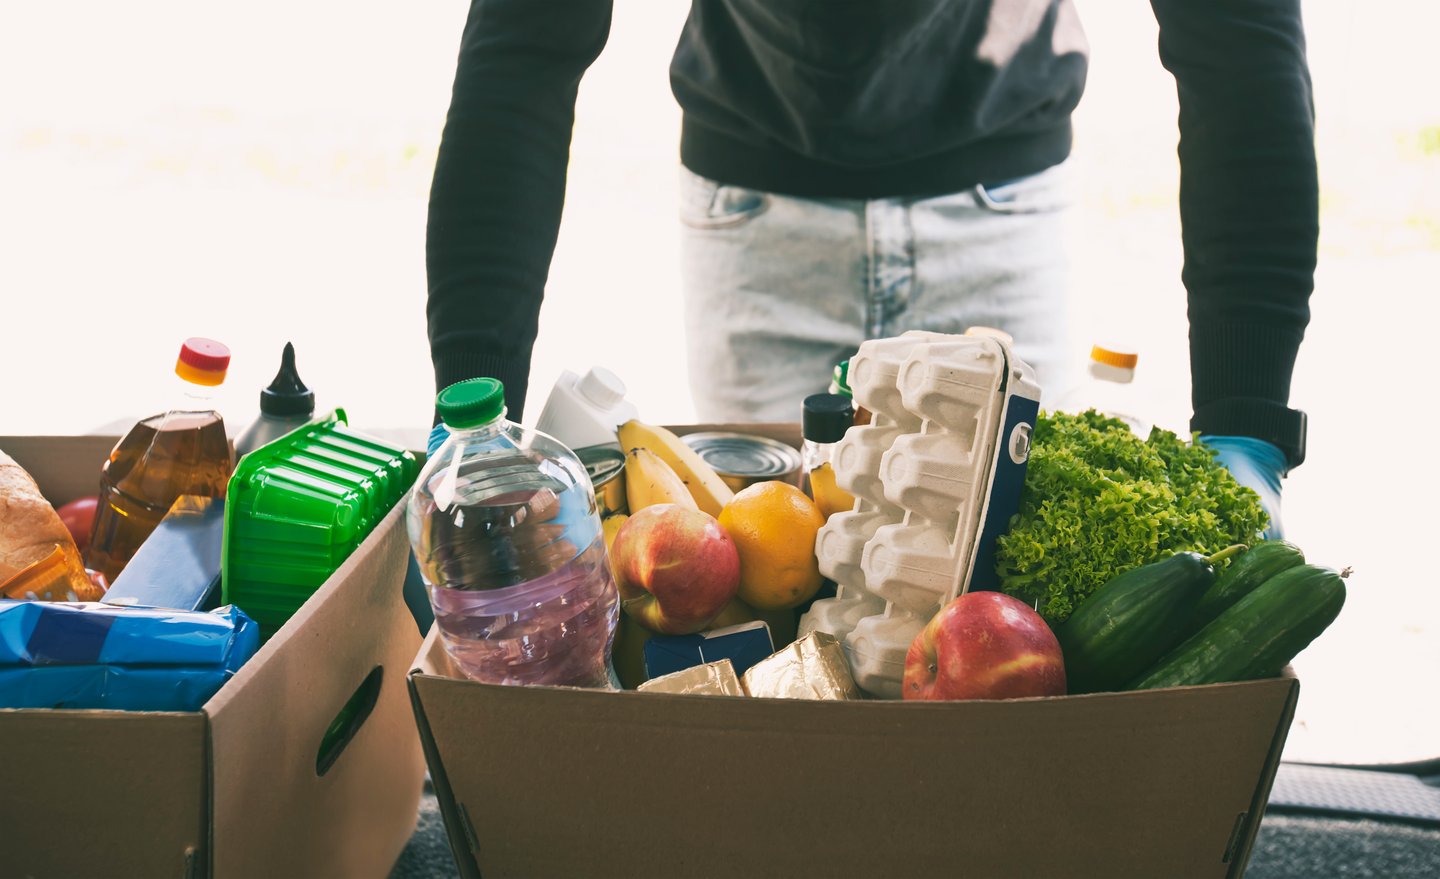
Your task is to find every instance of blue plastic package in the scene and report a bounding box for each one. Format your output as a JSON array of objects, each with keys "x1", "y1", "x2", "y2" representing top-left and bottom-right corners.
[{"x1": 0, "y1": 601, "x2": 259, "y2": 711}]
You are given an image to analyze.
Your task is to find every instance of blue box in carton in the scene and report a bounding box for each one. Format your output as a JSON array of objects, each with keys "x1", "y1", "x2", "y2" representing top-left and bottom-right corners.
[
  {"x1": 643, "y1": 620, "x2": 774, "y2": 681},
  {"x1": 102, "y1": 495, "x2": 224, "y2": 611}
]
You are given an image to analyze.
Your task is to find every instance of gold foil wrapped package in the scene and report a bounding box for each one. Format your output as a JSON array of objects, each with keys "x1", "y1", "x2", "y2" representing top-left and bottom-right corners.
[
  {"x1": 741, "y1": 632, "x2": 860, "y2": 700},
  {"x1": 637, "y1": 659, "x2": 745, "y2": 697}
]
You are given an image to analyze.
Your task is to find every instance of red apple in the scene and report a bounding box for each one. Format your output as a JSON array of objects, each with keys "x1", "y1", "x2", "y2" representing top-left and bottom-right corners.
[
  {"x1": 903, "y1": 591, "x2": 1066, "y2": 701},
  {"x1": 57, "y1": 495, "x2": 100, "y2": 552},
  {"x1": 611, "y1": 504, "x2": 740, "y2": 635}
]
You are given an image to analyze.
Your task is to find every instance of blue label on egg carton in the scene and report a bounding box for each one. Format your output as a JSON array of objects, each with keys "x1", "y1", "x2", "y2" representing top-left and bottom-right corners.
[{"x1": 965, "y1": 387, "x2": 1039, "y2": 593}]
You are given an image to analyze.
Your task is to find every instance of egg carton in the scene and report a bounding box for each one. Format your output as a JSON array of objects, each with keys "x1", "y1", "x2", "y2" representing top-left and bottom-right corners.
[
  {"x1": 799, "y1": 333, "x2": 940, "y2": 645},
  {"x1": 799, "y1": 330, "x2": 1041, "y2": 698}
]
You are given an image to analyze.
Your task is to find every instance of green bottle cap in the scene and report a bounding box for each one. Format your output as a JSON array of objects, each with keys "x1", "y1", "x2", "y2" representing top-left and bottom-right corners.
[
  {"x1": 831, "y1": 360, "x2": 853, "y2": 397},
  {"x1": 436, "y1": 378, "x2": 505, "y2": 429}
]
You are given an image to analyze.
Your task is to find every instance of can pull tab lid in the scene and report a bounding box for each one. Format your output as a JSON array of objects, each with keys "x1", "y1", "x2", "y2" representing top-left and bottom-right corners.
[
  {"x1": 576, "y1": 367, "x2": 627, "y2": 410},
  {"x1": 260, "y1": 342, "x2": 316, "y2": 417}
]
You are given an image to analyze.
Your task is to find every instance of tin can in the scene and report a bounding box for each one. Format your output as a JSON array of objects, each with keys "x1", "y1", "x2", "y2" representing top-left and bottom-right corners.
[
  {"x1": 679, "y1": 432, "x2": 803, "y2": 492},
  {"x1": 576, "y1": 443, "x2": 628, "y2": 517}
]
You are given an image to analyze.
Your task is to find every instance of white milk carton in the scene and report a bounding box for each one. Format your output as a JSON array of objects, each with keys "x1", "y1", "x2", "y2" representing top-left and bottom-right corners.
[
  {"x1": 800, "y1": 330, "x2": 1041, "y2": 698},
  {"x1": 533, "y1": 366, "x2": 640, "y2": 451}
]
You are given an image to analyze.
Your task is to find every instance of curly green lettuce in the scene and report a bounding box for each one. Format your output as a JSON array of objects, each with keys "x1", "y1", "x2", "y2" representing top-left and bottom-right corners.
[{"x1": 995, "y1": 410, "x2": 1267, "y2": 624}]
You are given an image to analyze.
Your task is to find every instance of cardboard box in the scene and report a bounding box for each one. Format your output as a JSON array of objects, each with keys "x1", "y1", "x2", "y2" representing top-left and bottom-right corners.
[
  {"x1": 407, "y1": 424, "x2": 1301, "y2": 879},
  {"x1": 1, "y1": 435, "x2": 427, "y2": 878}
]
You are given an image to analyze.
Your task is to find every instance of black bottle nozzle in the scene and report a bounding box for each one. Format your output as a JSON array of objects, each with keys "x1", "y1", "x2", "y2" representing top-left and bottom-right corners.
[{"x1": 259, "y1": 342, "x2": 315, "y2": 418}]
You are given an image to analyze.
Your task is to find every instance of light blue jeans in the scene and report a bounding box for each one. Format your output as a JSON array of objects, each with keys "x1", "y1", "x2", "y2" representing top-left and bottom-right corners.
[{"x1": 679, "y1": 163, "x2": 1073, "y2": 423}]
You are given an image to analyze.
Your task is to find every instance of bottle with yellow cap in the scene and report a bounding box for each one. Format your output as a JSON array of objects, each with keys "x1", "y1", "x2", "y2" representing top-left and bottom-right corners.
[
  {"x1": 1053, "y1": 343, "x2": 1152, "y2": 437},
  {"x1": 85, "y1": 338, "x2": 236, "y2": 582}
]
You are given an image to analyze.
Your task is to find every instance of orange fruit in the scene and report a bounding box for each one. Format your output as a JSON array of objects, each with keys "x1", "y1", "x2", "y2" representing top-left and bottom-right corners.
[{"x1": 717, "y1": 481, "x2": 826, "y2": 611}]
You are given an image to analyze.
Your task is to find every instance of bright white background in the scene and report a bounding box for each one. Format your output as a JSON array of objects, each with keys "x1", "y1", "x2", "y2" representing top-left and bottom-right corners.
[{"x1": 2, "y1": 2, "x2": 1436, "y2": 763}]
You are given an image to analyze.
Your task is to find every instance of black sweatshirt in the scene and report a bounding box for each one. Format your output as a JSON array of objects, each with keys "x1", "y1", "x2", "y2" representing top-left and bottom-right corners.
[{"x1": 426, "y1": 0, "x2": 1316, "y2": 466}]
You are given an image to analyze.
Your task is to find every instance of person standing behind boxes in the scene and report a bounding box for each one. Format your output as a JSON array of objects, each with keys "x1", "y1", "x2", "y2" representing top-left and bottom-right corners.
[{"x1": 423, "y1": 0, "x2": 1313, "y2": 535}]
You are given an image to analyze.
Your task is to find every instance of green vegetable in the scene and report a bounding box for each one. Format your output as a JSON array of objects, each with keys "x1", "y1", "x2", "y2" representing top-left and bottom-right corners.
[
  {"x1": 1057, "y1": 545, "x2": 1245, "y2": 694},
  {"x1": 1188, "y1": 539, "x2": 1305, "y2": 633},
  {"x1": 995, "y1": 410, "x2": 1268, "y2": 624},
  {"x1": 1129, "y1": 564, "x2": 1349, "y2": 691}
]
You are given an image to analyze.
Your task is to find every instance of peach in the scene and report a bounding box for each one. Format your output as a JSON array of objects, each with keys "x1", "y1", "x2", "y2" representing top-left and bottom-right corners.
[{"x1": 612, "y1": 504, "x2": 740, "y2": 635}]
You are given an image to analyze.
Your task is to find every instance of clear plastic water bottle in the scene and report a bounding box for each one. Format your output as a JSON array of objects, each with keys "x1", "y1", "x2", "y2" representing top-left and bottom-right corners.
[
  {"x1": 1053, "y1": 343, "x2": 1152, "y2": 437},
  {"x1": 406, "y1": 378, "x2": 619, "y2": 688}
]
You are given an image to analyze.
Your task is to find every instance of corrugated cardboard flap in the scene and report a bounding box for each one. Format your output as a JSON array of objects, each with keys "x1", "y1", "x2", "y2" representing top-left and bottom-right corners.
[
  {"x1": 408, "y1": 631, "x2": 474, "y2": 879},
  {"x1": 1228, "y1": 668, "x2": 1301, "y2": 876},
  {"x1": 1, "y1": 435, "x2": 121, "y2": 506},
  {"x1": 0, "y1": 708, "x2": 210, "y2": 878},
  {"x1": 2, "y1": 436, "x2": 213, "y2": 879},
  {"x1": 410, "y1": 636, "x2": 1298, "y2": 879},
  {"x1": 205, "y1": 495, "x2": 426, "y2": 879}
]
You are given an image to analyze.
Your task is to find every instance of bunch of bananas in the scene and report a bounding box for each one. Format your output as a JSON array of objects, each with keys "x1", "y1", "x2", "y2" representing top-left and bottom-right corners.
[{"x1": 601, "y1": 420, "x2": 735, "y2": 546}]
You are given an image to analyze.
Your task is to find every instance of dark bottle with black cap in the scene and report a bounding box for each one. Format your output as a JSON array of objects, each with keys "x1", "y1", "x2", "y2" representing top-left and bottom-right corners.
[
  {"x1": 236, "y1": 342, "x2": 316, "y2": 457},
  {"x1": 800, "y1": 393, "x2": 857, "y2": 520}
]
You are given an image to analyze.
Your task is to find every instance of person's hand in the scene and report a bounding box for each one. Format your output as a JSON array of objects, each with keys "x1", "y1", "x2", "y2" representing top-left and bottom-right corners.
[
  {"x1": 1201, "y1": 435, "x2": 1287, "y2": 539},
  {"x1": 427, "y1": 423, "x2": 450, "y2": 458}
]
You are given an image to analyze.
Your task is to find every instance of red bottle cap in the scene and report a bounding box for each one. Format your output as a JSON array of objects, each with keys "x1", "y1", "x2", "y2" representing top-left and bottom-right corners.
[{"x1": 176, "y1": 337, "x2": 231, "y2": 386}]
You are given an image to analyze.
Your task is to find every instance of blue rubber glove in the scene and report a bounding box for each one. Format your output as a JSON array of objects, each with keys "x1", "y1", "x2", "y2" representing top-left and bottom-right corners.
[
  {"x1": 1201, "y1": 435, "x2": 1287, "y2": 539},
  {"x1": 427, "y1": 423, "x2": 450, "y2": 458}
]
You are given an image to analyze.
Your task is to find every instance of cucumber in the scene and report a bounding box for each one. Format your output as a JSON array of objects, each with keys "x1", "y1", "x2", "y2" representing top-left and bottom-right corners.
[
  {"x1": 1129, "y1": 564, "x2": 1349, "y2": 691},
  {"x1": 1056, "y1": 545, "x2": 1245, "y2": 694},
  {"x1": 1189, "y1": 539, "x2": 1305, "y2": 632}
]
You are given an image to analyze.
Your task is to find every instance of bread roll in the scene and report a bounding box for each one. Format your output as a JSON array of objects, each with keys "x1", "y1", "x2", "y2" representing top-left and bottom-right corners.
[{"x1": 0, "y1": 447, "x2": 91, "y2": 589}]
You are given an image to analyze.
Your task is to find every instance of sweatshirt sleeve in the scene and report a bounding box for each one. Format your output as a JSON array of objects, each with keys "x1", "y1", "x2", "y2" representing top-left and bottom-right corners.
[
  {"x1": 1150, "y1": 0, "x2": 1318, "y2": 468},
  {"x1": 426, "y1": 0, "x2": 613, "y2": 422}
]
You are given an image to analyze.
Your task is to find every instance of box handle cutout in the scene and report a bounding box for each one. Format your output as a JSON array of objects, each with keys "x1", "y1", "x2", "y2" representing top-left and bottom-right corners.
[{"x1": 315, "y1": 665, "x2": 383, "y2": 776}]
